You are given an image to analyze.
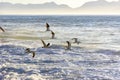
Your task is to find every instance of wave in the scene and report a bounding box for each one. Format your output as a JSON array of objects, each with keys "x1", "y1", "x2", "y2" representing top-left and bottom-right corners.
[{"x1": 0, "y1": 44, "x2": 120, "y2": 79}]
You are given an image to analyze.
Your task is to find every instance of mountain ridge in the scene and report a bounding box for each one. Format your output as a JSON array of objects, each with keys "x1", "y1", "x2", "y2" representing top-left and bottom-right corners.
[{"x1": 0, "y1": 0, "x2": 120, "y2": 15}]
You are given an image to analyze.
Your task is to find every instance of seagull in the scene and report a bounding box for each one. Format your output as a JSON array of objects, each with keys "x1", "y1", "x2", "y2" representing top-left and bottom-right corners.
[
  {"x1": 51, "y1": 30, "x2": 55, "y2": 39},
  {"x1": 72, "y1": 38, "x2": 80, "y2": 44},
  {"x1": 41, "y1": 39, "x2": 50, "y2": 48},
  {"x1": 45, "y1": 23, "x2": 50, "y2": 31},
  {"x1": 0, "y1": 26, "x2": 5, "y2": 32},
  {"x1": 65, "y1": 41, "x2": 71, "y2": 50},
  {"x1": 25, "y1": 48, "x2": 35, "y2": 58}
]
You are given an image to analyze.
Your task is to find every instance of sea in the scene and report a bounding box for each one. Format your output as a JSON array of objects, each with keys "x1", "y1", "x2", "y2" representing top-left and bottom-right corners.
[{"x1": 0, "y1": 15, "x2": 120, "y2": 80}]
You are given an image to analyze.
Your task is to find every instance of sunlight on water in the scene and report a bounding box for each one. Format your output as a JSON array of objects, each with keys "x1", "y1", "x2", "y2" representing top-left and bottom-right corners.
[
  {"x1": 0, "y1": 15, "x2": 120, "y2": 50},
  {"x1": 1, "y1": 15, "x2": 120, "y2": 80}
]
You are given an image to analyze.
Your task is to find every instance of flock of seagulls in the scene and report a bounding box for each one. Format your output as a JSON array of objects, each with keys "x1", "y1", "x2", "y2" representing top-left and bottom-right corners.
[{"x1": 0, "y1": 23, "x2": 80, "y2": 58}]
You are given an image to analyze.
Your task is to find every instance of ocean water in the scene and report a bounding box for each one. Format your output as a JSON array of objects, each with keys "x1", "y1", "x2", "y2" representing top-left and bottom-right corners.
[
  {"x1": 0, "y1": 15, "x2": 120, "y2": 80},
  {"x1": 0, "y1": 15, "x2": 120, "y2": 49}
]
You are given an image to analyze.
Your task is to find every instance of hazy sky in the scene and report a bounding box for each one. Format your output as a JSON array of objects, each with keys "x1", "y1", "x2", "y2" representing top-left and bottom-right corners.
[{"x1": 0, "y1": 0, "x2": 119, "y2": 8}]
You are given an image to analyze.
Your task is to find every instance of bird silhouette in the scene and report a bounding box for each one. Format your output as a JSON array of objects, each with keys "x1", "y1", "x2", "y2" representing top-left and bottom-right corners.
[
  {"x1": 41, "y1": 39, "x2": 50, "y2": 48},
  {"x1": 25, "y1": 48, "x2": 35, "y2": 58}
]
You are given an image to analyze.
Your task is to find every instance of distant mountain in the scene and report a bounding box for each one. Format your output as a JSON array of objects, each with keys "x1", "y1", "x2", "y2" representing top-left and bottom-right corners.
[
  {"x1": 80, "y1": 0, "x2": 120, "y2": 9},
  {"x1": 0, "y1": 2, "x2": 72, "y2": 14},
  {"x1": 76, "y1": 0, "x2": 120, "y2": 14},
  {"x1": 0, "y1": 0, "x2": 120, "y2": 15},
  {"x1": 0, "y1": 2, "x2": 71, "y2": 10}
]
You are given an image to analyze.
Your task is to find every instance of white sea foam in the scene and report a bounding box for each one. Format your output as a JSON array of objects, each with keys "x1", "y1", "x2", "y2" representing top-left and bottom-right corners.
[{"x1": 0, "y1": 16, "x2": 120, "y2": 79}]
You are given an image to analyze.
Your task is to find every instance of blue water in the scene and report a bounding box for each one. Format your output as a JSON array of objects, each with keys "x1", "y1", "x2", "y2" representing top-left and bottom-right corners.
[
  {"x1": 0, "y1": 15, "x2": 120, "y2": 28},
  {"x1": 0, "y1": 15, "x2": 120, "y2": 49},
  {"x1": 1, "y1": 15, "x2": 120, "y2": 80}
]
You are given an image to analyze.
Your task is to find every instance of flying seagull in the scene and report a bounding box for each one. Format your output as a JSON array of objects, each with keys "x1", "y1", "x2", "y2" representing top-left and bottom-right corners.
[
  {"x1": 41, "y1": 39, "x2": 50, "y2": 48},
  {"x1": 25, "y1": 48, "x2": 35, "y2": 58},
  {"x1": 72, "y1": 38, "x2": 80, "y2": 44}
]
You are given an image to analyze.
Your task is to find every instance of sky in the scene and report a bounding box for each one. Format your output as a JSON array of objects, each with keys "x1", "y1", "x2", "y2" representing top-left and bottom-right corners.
[{"x1": 0, "y1": 0, "x2": 119, "y2": 8}]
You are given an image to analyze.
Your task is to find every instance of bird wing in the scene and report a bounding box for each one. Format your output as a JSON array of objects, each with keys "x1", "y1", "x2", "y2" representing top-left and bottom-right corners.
[
  {"x1": 51, "y1": 31, "x2": 54, "y2": 34},
  {"x1": 0, "y1": 27, "x2": 5, "y2": 32},
  {"x1": 32, "y1": 52, "x2": 35, "y2": 58},
  {"x1": 46, "y1": 43, "x2": 50, "y2": 47},
  {"x1": 66, "y1": 41, "x2": 71, "y2": 50},
  {"x1": 46, "y1": 23, "x2": 49, "y2": 28},
  {"x1": 41, "y1": 40, "x2": 47, "y2": 47}
]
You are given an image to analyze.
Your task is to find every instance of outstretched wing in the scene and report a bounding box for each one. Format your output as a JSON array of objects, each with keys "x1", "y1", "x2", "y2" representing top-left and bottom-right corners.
[
  {"x1": 46, "y1": 43, "x2": 50, "y2": 47},
  {"x1": 46, "y1": 23, "x2": 50, "y2": 31},
  {"x1": 0, "y1": 26, "x2": 5, "y2": 32},
  {"x1": 41, "y1": 39, "x2": 47, "y2": 47},
  {"x1": 51, "y1": 31, "x2": 54, "y2": 35},
  {"x1": 46, "y1": 23, "x2": 49, "y2": 28},
  {"x1": 32, "y1": 52, "x2": 35, "y2": 58},
  {"x1": 66, "y1": 41, "x2": 71, "y2": 50},
  {"x1": 25, "y1": 48, "x2": 30, "y2": 53},
  {"x1": 51, "y1": 31, "x2": 55, "y2": 39}
]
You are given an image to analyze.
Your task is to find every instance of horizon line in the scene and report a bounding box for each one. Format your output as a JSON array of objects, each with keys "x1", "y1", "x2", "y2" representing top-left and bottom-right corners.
[{"x1": 0, "y1": 14, "x2": 120, "y2": 16}]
